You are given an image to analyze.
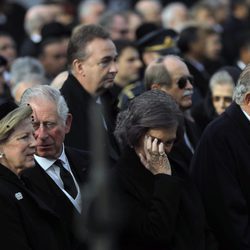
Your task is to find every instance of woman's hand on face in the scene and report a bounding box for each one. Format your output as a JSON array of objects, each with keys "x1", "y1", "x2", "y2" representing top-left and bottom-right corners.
[{"x1": 138, "y1": 135, "x2": 172, "y2": 176}]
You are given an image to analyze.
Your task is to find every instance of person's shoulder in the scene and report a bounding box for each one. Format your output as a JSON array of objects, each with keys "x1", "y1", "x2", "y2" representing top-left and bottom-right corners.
[
  {"x1": 200, "y1": 109, "x2": 234, "y2": 146},
  {"x1": 118, "y1": 81, "x2": 145, "y2": 110},
  {"x1": 203, "y1": 113, "x2": 227, "y2": 133},
  {"x1": 60, "y1": 73, "x2": 82, "y2": 93},
  {"x1": 20, "y1": 163, "x2": 44, "y2": 181},
  {"x1": 65, "y1": 146, "x2": 92, "y2": 161}
]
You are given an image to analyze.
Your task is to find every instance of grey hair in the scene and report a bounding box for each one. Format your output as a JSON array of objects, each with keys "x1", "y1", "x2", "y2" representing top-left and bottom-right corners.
[
  {"x1": 78, "y1": 0, "x2": 105, "y2": 20},
  {"x1": 24, "y1": 6, "x2": 47, "y2": 35},
  {"x1": 209, "y1": 70, "x2": 235, "y2": 92},
  {"x1": 11, "y1": 73, "x2": 46, "y2": 98},
  {"x1": 144, "y1": 58, "x2": 172, "y2": 90},
  {"x1": 20, "y1": 85, "x2": 69, "y2": 124},
  {"x1": 233, "y1": 64, "x2": 250, "y2": 104},
  {"x1": 10, "y1": 57, "x2": 45, "y2": 86},
  {"x1": 99, "y1": 10, "x2": 126, "y2": 30},
  {"x1": 161, "y1": 2, "x2": 187, "y2": 29},
  {"x1": 115, "y1": 89, "x2": 182, "y2": 149}
]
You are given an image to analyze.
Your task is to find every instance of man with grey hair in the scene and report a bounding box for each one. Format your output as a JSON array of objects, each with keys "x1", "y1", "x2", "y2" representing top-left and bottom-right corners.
[
  {"x1": 144, "y1": 55, "x2": 199, "y2": 169},
  {"x1": 191, "y1": 64, "x2": 250, "y2": 250},
  {"x1": 78, "y1": 0, "x2": 106, "y2": 25},
  {"x1": 191, "y1": 69, "x2": 235, "y2": 134},
  {"x1": 10, "y1": 56, "x2": 46, "y2": 86},
  {"x1": 135, "y1": 0, "x2": 162, "y2": 25},
  {"x1": 20, "y1": 85, "x2": 90, "y2": 249},
  {"x1": 161, "y1": 2, "x2": 189, "y2": 33}
]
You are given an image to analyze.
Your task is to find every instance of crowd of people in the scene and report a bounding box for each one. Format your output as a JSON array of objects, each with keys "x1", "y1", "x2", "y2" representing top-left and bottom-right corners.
[{"x1": 1, "y1": 0, "x2": 250, "y2": 249}]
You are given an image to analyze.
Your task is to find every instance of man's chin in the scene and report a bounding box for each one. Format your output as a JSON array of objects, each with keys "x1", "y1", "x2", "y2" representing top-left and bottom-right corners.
[
  {"x1": 36, "y1": 149, "x2": 53, "y2": 158},
  {"x1": 180, "y1": 101, "x2": 192, "y2": 110}
]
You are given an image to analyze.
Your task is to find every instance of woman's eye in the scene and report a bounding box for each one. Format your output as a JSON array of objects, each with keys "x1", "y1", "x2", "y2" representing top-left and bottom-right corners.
[{"x1": 18, "y1": 135, "x2": 28, "y2": 140}]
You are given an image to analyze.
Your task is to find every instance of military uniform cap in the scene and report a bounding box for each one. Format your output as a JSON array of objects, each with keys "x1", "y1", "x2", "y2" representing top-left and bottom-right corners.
[{"x1": 137, "y1": 28, "x2": 180, "y2": 55}]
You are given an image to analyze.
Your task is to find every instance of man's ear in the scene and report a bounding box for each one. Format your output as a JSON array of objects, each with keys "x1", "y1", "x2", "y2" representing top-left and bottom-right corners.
[
  {"x1": 72, "y1": 59, "x2": 85, "y2": 76},
  {"x1": 245, "y1": 93, "x2": 250, "y2": 106},
  {"x1": 151, "y1": 83, "x2": 161, "y2": 90},
  {"x1": 65, "y1": 113, "x2": 72, "y2": 134}
]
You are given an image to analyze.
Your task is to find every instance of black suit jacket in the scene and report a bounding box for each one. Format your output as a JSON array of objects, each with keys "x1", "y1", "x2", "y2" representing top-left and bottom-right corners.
[
  {"x1": 114, "y1": 147, "x2": 217, "y2": 250},
  {"x1": 169, "y1": 117, "x2": 200, "y2": 171},
  {"x1": 0, "y1": 164, "x2": 70, "y2": 250},
  {"x1": 21, "y1": 147, "x2": 90, "y2": 249},
  {"x1": 191, "y1": 102, "x2": 250, "y2": 250},
  {"x1": 60, "y1": 73, "x2": 120, "y2": 166}
]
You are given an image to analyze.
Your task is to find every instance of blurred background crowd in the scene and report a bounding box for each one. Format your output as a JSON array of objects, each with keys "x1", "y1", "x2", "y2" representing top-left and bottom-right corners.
[{"x1": 0, "y1": 0, "x2": 249, "y2": 127}]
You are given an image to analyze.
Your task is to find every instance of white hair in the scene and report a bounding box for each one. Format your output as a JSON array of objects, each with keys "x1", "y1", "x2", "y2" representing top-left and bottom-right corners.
[
  {"x1": 78, "y1": 0, "x2": 105, "y2": 21},
  {"x1": 209, "y1": 70, "x2": 235, "y2": 92},
  {"x1": 20, "y1": 85, "x2": 69, "y2": 124},
  {"x1": 10, "y1": 57, "x2": 45, "y2": 86},
  {"x1": 233, "y1": 64, "x2": 250, "y2": 105},
  {"x1": 161, "y1": 2, "x2": 188, "y2": 31}
]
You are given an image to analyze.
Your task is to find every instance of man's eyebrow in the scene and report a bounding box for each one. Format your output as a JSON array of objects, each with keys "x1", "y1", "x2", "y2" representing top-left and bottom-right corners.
[{"x1": 101, "y1": 55, "x2": 117, "y2": 60}]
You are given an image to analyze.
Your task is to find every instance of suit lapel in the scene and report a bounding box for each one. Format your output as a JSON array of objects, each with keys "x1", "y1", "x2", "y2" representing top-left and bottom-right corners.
[
  {"x1": 22, "y1": 162, "x2": 79, "y2": 214},
  {"x1": 65, "y1": 147, "x2": 89, "y2": 185}
]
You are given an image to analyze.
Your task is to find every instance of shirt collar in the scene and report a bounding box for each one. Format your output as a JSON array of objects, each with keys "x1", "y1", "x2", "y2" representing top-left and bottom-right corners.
[
  {"x1": 34, "y1": 145, "x2": 66, "y2": 171},
  {"x1": 237, "y1": 60, "x2": 246, "y2": 70},
  {"x1": 241, "y1": 108, "x2": 250, "y2": 122}
]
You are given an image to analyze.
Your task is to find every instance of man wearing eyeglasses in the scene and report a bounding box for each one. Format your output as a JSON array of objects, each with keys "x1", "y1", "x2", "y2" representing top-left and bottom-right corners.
[{"x1": 144, "y1": 54, "x2": 200, "y2": 169}]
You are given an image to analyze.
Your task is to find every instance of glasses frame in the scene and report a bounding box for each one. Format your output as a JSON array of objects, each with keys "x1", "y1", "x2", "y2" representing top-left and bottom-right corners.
[{"x1": 176, "y1": 75, "x2": 194, "y2": 89}]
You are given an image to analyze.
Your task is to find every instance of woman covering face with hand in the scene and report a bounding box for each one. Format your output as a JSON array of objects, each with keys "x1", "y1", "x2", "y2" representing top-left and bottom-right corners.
[
  {"x1": 113, "y1": 89, "x2": 217, "y2": 250},
  {"x1": 0, "y1": 101, "x2": 71, "y2": 250}
]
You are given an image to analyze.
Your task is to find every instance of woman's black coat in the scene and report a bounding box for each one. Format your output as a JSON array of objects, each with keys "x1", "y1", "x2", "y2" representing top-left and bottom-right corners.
[
  {"x1": 113, "y1": 147, "x2": 217, "y2": 250},
  {"x1": 0, "y1": 164, "x2": 71, "y2": 250}
]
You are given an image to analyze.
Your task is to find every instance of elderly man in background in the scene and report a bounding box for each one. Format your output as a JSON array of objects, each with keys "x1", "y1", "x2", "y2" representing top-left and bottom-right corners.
[
  {"x1": 191, "y1": 64, "x2": 250, "y2": 250},
  {"x1": 144, "y1": 55, "x2": 200, "y2": 169}
]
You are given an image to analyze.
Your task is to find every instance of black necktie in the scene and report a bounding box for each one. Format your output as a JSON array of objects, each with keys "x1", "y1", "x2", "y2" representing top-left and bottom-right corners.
[{"x1": 54, "y1": 160, "x2": 77, "y2": 199}]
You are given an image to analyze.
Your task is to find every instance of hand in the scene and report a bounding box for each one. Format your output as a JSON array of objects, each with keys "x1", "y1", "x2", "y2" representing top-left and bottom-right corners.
[{"x1": 138, "y1": 135, "x2": 172, "y2": 175}]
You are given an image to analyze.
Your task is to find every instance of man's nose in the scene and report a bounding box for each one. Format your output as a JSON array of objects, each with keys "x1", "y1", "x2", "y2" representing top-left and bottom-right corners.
[
  {"x1": 34, "y1": 125, "x2": 48, "y2": 139},
  {"x1": 110, "y1": 60, "x2": 118, "y2": 73},
  {"x1": 30, "y1": 134, "x2": 38, "y2": 147},
  {"x1": 186, "y1": 78, "x2": 193, "y2": 89}
]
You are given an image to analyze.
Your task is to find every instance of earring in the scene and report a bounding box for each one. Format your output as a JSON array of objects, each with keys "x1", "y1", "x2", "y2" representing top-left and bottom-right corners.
[{"x1": 0, "y1": 152, "x2": 4, "y2": 158}]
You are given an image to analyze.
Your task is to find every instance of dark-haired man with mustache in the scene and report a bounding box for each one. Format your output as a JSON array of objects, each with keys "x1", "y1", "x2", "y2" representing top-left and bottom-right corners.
[
  {"x1": 144, "y1": 54, "x2": 200, "y2": 169},
  {"x1": 61, "y1": 24, "x2": 120, "y2": 166}
]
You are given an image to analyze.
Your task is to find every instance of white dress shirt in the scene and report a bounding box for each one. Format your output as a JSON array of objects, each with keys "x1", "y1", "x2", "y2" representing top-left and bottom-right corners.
[
  {"x1": 242, "y1": 108, "x2": 250, "y2": 122},
  {"x1": 34, "y1": 145, "x2": 82, "y2": 213}
]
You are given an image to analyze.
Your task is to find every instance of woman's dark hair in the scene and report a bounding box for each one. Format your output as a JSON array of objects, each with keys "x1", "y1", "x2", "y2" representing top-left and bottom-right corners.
[{"x1": 115, "y1": 89, "x2": 183, "y2": 149}]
